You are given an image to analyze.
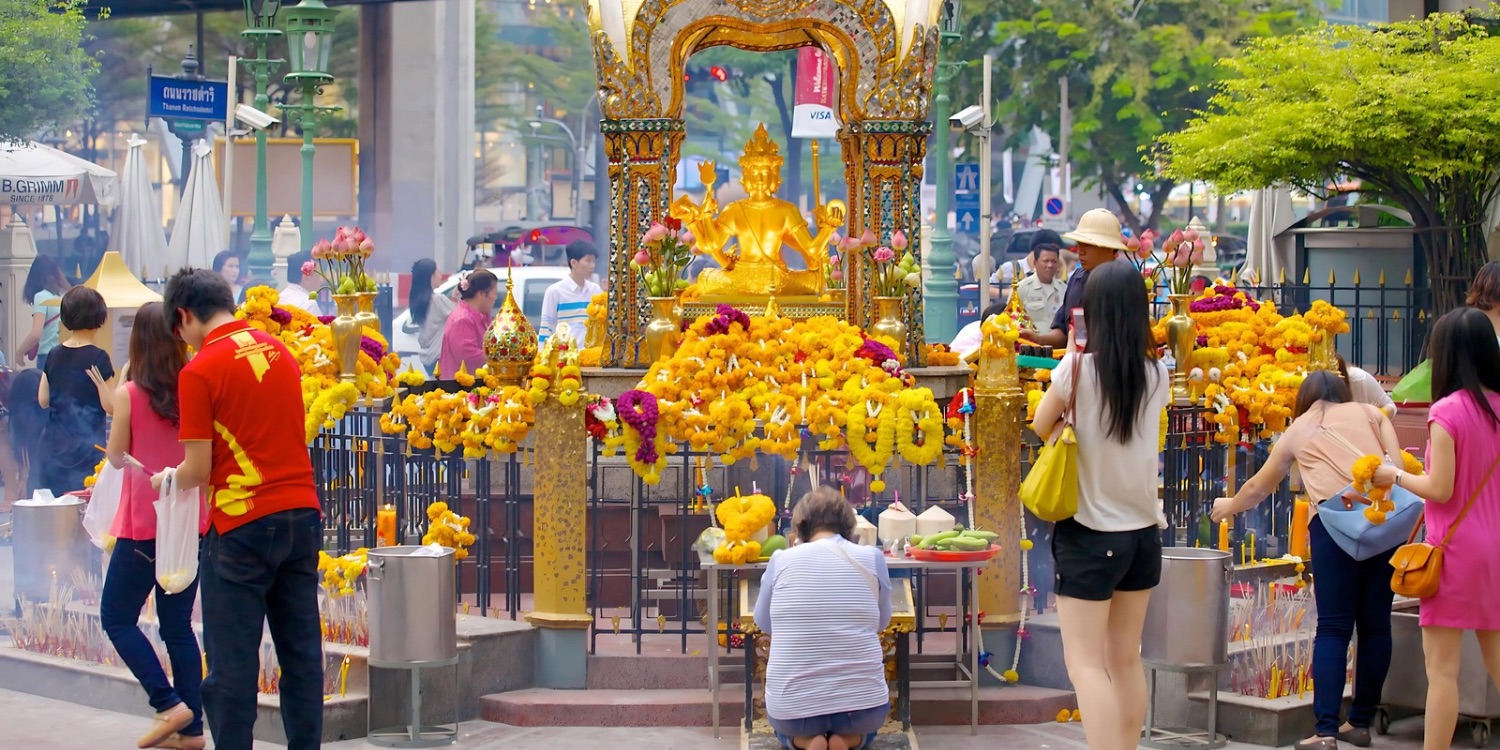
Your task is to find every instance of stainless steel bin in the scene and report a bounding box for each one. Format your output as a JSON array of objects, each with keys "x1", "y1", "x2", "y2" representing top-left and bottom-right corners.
[
  {"x1": 367, "y1": 546, "x2": 458, "y2": 665},
  {"x1": 1143, "y1": 547, "x2": 1232, "y2": 667},
  {"x1": 12, "y1": 496, "x2": 87, "y2": 603}
]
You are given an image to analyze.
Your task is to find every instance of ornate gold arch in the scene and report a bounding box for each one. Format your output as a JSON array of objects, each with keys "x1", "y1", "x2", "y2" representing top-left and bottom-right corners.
[{"x1": 588, "y1": 0, "x2": 941, "y2": 367}]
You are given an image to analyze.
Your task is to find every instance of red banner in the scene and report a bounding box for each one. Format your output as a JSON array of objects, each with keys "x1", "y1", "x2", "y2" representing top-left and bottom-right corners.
[{"x1": 791, "y1": 48, "x2": 839, "y2": 139}]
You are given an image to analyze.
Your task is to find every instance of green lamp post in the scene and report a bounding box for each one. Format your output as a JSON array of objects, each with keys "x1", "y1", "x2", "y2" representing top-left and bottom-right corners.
[
  {"x1": 924, "y1": 0, "x2": 962, "y2": 343},
  {"x1": 242, "y1": 0, "x2": 284, "y2": 279},
  {"x1": 280, "y1": 0, "x2": 342, "y2": 255}
]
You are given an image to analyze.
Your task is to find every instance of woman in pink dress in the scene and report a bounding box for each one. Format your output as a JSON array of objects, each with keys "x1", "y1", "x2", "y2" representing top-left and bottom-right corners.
[
  {"x1": 1374, "y1": 307, "x2": 1500, "y2": 750},
  {"x1": 99, "y1": 302, "x2": 211, "y2": 750},
  {"x1": 437, "y1": 269, "x2": 498, "y2": 378}
]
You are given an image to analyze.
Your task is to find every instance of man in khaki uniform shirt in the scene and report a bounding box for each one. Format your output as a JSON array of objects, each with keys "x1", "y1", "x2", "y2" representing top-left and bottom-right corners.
[{"x1": 1015, "y1": 245, "x2": 1068, "y2": 332}]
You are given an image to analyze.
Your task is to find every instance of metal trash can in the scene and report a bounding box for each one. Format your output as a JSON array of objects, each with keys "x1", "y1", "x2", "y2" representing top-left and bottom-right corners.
[
  {"x1": 368, "y1": 546, "x2": 458, "y2": 664},
  {"x1": 366, "y1": 545, "x2": 459, "y2": 748},
  {"x1": 1141, "y1": 547, "x2": 1232, "y2": 750},
  {"x1": 1144, "y1": 547, "x2": 1232, "y2": 667},
  {"x1": 12, "y1": 495, "x2": 87, "y2": 603}
]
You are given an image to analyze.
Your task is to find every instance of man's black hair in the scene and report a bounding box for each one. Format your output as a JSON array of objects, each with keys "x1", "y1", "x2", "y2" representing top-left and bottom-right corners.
[
  {"x1": 60, "y1": 286, "x2": 107, "y2": 330},
  {"x1": 565, "y1": 240, "x2": 597, "y2": 266},
  {"x1": 288, "y1": 250, "x2": 313, "y2": 284},
  {"x1": 164, "y1": 268, "x2": 236, "y2": 329}
]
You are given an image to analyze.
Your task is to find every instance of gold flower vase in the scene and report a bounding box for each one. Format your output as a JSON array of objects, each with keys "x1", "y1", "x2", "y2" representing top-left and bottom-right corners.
[
  {"x1": 643, "y1": 297, "x2": 683, "y2": 364},
  {"x1": 1310, "y1": 333, "x2": 1339, "y2": 371},
  {"x1": 331, "y1": 294, "x2": 362, "y2": 383},
  {"x1": 1165, "y1": 294, "x2": 1197, "y2": 405},
  {"x1": 354, "y1": 291, "x2": 381, "y2": 334},
  {"x1": 870, "y1": 296, "x2": 907, "y2": 349}
]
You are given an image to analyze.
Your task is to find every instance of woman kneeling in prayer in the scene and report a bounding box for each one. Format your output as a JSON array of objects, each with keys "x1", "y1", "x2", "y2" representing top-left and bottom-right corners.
[{"x1": 753, "y1": 487, "x2": 892, "y2": 750}]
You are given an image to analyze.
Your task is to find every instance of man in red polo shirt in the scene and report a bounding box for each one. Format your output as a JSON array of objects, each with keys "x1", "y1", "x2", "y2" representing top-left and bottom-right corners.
[{"x1": 155, "y1": 268, "x2": 323, "y2": 750}]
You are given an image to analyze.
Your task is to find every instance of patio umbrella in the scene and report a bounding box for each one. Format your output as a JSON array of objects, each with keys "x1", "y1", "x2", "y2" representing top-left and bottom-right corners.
[
  {"x1": 0, "y1": 140, "x2": 118, "y2": 207},
  {"x1": 1241, "y1": 187, "x2": 1296, "y2": 287},
  {"x1": 113, "y1": 136, "x2": 168, "y2": 277},
  {"x1": 167, "y1": 140, "x2": 227, "y2": 271}
]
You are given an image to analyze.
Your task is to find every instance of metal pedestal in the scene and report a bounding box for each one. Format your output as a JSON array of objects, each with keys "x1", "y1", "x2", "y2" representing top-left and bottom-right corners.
[
  {"x1": 1142, "y1": 660, "x2": 1228, "y2": 750},
  {"x1": 367, "y1": 656, "x2": 460, "y2": 748}
]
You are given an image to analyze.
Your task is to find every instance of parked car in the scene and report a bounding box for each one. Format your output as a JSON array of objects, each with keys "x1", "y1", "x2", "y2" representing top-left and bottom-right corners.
[{"x1": 391, "y1": 266, "x2": 572, "y2": 375}]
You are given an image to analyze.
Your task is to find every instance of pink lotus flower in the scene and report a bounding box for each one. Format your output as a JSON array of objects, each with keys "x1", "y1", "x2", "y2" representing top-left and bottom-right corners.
[
  {"x1": 1190, "y1": 247, "x2": 1205, "y2": 264},
  {"x1": 891, "y1": 230, "x2": 908, "y2": 251},
  {"x1": 873, "y1": 246, "x2": 895, "y2": 263},
  {"x1": 300, "y1": 260, "x2": 316, "y2": 276},
  {"x1": 1126, "y1": 237, "x2": 1141, "y2": 251},
  {"x1": 680, "y1": 230, "x2": 695, "y2": 246},
  {"x1": 1183, "y1": 228, "x2": 1200, "y2": 244},
  {"x1": 352, "y1": 228, "x2": 368, "y2": 243},
  {"x1": 828, "y1": 253, "x2": 841, "y2": 266},
  {"x1": 860, "y1": 229, "x2": 877, "y2": 246},
  {"x1": 358, "y1": 238, "x2": 374, "y2": 258},
  {"x1": 1171, "y1": 247, "x2": 1190, "y2": 268},
  {"x1": 830, "y1": 268, "x2": 844, "y2": 282},
  {"x1": 643, "y1": 223, "x2": 668, "y2": 244},
  {"x1": 633, "y1": 249, "x2": 652, "y2": 266},
  {"x1": 841, "y1": 235, "x2": 862, "y2": 253},
  {"x1": 1168, "y1": 228, "x2": 1185, "y2": 248},
  {"x1": 1141, "y1": 237, "x2": 1155, "y2": 254}
]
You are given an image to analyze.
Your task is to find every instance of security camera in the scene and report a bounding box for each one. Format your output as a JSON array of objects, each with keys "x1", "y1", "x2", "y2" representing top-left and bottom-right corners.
[
  {"x1": 951, "y1": 105, "x2": 985, "y2": 130},
  {"x1": 234, "y1": 104, "x2": 279, "y2": 131}
]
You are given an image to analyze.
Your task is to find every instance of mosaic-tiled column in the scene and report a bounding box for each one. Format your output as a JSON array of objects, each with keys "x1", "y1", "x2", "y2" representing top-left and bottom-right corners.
[
  {"x1": 838, "y1": 120, "x2": 931, "y2": 365},
  {"x1": 601, "y1": 119, "x2": 685, "y2": 367}
]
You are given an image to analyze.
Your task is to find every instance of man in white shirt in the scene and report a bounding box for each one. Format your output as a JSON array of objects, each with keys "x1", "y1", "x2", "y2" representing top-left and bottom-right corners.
[
  {"x1": 1015, "y1": 245, "x2": 1069, "y2": 333},
  {"x1": 278, "y1": 250, "x2": 323, "y2": 316},
  {"x1": 539, "y1": 241, "x2": 602, "y2": 343}
]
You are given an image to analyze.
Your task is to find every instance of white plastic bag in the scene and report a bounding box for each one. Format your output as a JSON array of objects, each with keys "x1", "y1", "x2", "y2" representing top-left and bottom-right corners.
[
  {"x1": 154, "y1": 468, "x2": 200, "y2": 594},
  {"x1": 82, "y1": 462, "x2": 125, "y2": 551}
]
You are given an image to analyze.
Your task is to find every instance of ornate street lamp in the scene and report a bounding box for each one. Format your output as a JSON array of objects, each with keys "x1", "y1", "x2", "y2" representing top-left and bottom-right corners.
[
  {"x1": 280, "y1": 0, "x2": 342, "y2": 256},
  {"x1": 241, "y1": 0, "x2": 284, "y2": 279},
  {"x1": 924, "y1": 0, "x2": 963, "y2": 343}
]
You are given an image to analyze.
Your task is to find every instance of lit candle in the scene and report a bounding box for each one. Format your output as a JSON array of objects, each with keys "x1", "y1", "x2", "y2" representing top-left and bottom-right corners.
[
  {"x1": 376, "y1": 505, "x2": 396, "y2": 548},
  {"x1": 1290, "y1": 500, "x2": 1310, "y2": 559},
  {"x1": 1218, "y1": 519, "x2": 1230, "y2": 552}
]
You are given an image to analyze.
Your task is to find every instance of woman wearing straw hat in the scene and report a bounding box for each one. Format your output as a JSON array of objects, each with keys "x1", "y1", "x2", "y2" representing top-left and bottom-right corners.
[{"x1": 1031, "y1": 209, "x2": 1132, "y2": 349}]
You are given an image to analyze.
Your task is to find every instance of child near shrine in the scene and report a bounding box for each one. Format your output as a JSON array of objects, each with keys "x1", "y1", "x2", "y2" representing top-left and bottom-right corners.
[{"x1": 38, "y1": 286, "x2": 116, "y2": 494}]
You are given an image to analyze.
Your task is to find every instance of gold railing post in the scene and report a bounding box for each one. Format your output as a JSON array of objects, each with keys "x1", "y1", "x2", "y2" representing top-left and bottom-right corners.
[{"x1": 974, "y1": 348, "x2": 1024, "y2": 623}]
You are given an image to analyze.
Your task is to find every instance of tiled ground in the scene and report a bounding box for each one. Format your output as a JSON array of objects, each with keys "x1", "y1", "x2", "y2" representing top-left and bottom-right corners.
[{"x1": 0, "y1": 687, "x2": 1433, "y2": 750}]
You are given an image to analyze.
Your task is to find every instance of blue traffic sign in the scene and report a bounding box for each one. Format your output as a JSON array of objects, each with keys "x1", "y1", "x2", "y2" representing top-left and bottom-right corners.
[
  {"x1": 148, "y1": 75, "x2": 229, "y2": 122},
  {"x1": 1044, "y1": 196, "x2": 1065, "y2": 216},
  {"x1": 956, "y1": 206, "x2": 981, "y2": 235},
  {"x1": 954, "y1": 163, "x2": 980, "y2": 194},
  {"x1": 954, "y1": 191, "x2": 980, "y2": 210}
]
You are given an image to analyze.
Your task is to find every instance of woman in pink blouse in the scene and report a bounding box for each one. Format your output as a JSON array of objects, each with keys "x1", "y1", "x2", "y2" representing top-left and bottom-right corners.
[{"x1": 438, "y1": 269, "x2": 499, "y2": 377}]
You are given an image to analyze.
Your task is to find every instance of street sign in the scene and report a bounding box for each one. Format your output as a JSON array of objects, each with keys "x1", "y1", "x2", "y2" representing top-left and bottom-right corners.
[
  {"x1": 954, "y1": 163, "x2": 980, "y2": 194},
  {"x1": 148, "y1": 75, "x2": 229, "y2": 122},
  {"x1": 169, "y1": 119, "x2": 207, "y2": 137},
  {"x1": 956, "y1": 206, "x2": 980, "y2": 234},
  {"x1": 1044, "y1": 195, "x2": 1065, "y2": 217}
]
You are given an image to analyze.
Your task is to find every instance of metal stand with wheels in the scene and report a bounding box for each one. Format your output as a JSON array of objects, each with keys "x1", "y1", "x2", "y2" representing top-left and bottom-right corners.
[
  {"x1": 367, "y1": 656, "x2": 460, "y2": 748},
  {"x1": 1141, "y1": 660, "x2": 1229, "y2": 750}
]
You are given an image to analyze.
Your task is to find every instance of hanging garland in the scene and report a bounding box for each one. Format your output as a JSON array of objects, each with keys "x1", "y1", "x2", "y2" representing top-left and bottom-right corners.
[
  {"x1": 847, "y1": 384, "x2": 898, "y2": 494},
  {"x1": 895, "y1": 388, "x2": 944, "y2": 467},
  {"x1": 618, "y1": 389, "x2": 669, "y2": 484}
]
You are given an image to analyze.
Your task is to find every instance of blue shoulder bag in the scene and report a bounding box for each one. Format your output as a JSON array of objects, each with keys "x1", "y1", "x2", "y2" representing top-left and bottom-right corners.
[{"x1": 1314, "y1": 418, "x2": 1423, "y2": 561}]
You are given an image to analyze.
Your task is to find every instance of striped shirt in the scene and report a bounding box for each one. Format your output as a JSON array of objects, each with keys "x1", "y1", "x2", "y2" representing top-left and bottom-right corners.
[
  {"x1": 539, "y1": 277, "x2": 601, "y2": 343},
  {"x1": 753, "y1": 536, "x2": 892, "y2": 720}
]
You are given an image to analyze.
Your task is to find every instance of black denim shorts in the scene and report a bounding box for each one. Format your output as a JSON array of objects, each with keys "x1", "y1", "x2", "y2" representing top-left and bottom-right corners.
[{"x1": 1051, "y1": 517, "x2": 1163, "y2": 601}]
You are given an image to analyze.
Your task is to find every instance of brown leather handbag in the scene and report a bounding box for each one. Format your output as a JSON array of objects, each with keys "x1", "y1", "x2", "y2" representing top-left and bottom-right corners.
[{"x1": 1390, "y1": 452, "x2": 1500, "y2": 599}]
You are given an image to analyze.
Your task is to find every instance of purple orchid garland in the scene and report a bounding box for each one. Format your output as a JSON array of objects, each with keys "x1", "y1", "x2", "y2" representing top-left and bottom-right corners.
[{"x1": 617, "y1": 389, "x2": 660, "y2": 465}]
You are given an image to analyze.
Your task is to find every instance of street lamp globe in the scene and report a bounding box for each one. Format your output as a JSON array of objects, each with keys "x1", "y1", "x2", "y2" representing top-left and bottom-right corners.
[
  {"x1": 283, "y1": 0, "x2": 339, "y2": 84},
  {"x1": 243, "y1": 0, "x2": 283, "y2": 31}
]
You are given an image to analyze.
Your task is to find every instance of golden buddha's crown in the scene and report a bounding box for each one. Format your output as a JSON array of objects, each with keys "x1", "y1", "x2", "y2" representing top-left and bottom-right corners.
[{"x1": 741, "y1": 123, "x2": 782, "y2": 163}]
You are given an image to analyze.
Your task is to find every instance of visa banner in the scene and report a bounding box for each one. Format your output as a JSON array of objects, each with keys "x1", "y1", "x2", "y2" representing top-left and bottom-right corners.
[{"x1": 790, "y1": 48, "x2": 840, "y2": 139}]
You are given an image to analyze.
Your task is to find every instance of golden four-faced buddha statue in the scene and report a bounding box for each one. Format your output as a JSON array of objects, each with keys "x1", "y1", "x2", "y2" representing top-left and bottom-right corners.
[{"x1": 670, "y1": 124, "x2": 845, "y2": 298}]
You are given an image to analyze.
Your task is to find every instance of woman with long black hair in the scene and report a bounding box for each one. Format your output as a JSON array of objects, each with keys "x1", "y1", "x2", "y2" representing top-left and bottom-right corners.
[
  {"x1": 1030, "y1": 260, "x2": 1169, "y2": 750},
  {"x1": 15, "y1": 254, "x2": 71, "y2": 369},
  {"x1": 409, "y1": 259, "x2": 455, "y2": 374}
]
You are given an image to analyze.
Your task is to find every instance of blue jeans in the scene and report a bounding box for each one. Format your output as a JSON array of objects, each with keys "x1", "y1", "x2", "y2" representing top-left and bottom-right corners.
[
  {"x1": 100, "y1": 538, "x2": 203, "y2": 736},
  {"x1": 200, "y1": 509, "x2": 324, "y2": 750},
  {"x1": 770, "y1": 703, "x2": 887, "y2": 749},
  {"x1": 1309, "y1": 516, "x2": 1395, "y2": 737}
]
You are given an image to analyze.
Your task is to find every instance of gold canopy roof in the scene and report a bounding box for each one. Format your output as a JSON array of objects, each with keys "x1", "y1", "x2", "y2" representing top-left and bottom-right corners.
[{"x1": 40, "y1": 251, "x2": 162, "y2": 309}]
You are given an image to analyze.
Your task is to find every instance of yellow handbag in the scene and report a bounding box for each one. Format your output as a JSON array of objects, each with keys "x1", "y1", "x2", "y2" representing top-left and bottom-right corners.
[{"x1": 1020, "y1": 355, "x2": 1080, "y2": 523}]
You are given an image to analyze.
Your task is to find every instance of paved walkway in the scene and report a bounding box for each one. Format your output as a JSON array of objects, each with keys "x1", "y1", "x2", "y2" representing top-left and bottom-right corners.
[{"x1": 0, "y1": 688, "x2": 1430, "y2": 750}]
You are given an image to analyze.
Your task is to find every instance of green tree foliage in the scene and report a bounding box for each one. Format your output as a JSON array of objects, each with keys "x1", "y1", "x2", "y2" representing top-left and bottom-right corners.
[
  {"x1": 1159, "y1": 13, "x2": 1500, "y2": 314},
  {"x1": 992, "y1": 0, "x2": 1312, "y2": 232},
  {"x1": 484, "y1": 6, "x2": 594, "y2": 125},
  {"x1": 0, "y1": 0, "x2": 100, "y2": 139}
]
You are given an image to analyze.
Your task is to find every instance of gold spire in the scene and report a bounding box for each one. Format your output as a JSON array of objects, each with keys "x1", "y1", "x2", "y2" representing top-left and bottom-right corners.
[
  {"x1": 1327, "y1": 268, "x2": 1336, "y2": 285},
  {"x1": 742, "y1": 123, "x2": 782, "y2": 163},
  {"x1": 1379, "y1": 269, "x2": 1387, "y2": 286}
]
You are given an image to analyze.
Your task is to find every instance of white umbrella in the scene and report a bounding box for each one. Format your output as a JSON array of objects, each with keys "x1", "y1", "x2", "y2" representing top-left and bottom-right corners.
[
  {"x1": 1242, "y1": 187, "x2": 1297, "y2": 287},
  {"x1": 168, "y1": 140, "x2": 228, "y2": 271},
  {"x1": 0, "y1": 140, "x2": 118, "y2": 207},
  {"x1": 113, "y1": 136, "x2": 168, "y2": 277}
]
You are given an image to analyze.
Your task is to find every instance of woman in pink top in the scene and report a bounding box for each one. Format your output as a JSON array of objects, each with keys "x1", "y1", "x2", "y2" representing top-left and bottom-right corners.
[
  {"x1": 437, "y1": 269, "x2": 499, "y2": 378},
  {"x1": 1213, "y1": 371, "x2": 1402, "y2": 750},
  {"x1": 100, "y1": 302, "x2": 209, "y2": 750},
  {"x1": 1373, "y1": 308, "x2": 1500, "y2": 750}
]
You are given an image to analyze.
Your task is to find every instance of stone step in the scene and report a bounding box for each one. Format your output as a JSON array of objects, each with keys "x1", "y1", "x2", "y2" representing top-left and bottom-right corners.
[{"x1": 479, "y1": 685, "x2": 1076, "y2": 727}]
